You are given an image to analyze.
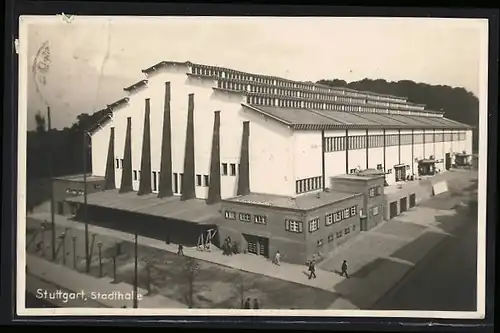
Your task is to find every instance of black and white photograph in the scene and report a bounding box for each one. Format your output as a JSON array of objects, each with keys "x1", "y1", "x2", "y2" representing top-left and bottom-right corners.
[{"x1": 16, "y1": 15, "x2": 489, "y2": 318}]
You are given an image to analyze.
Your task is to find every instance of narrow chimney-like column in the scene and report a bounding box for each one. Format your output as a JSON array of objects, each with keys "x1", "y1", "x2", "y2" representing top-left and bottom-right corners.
[
  {"x1": 119, "y1": 117, "x2": 133, "y2": 193},
  {"x1": 104, "y1": 127, "x2": 116, "y2": 190},
  {"x1": 158, "y1": 82, "x2": 174, "y2": 198},
  {"x1": 181, "y1": 93, "x2": 196, "y2": 201},
  {"x1": 138, "y1": 99, "x2": 152, "y2": 195},
  {"x1": 206, "y1": 111, "x2": 221, "y2": 204},
  {"x1": 237, "y1": 121, "x2": 250, "y2": 196}
]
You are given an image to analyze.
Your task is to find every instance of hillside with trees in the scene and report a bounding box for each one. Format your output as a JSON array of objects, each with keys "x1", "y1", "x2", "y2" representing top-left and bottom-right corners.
[{"x1": 317, "y1": 78, "x2": 479, "y2": 151}]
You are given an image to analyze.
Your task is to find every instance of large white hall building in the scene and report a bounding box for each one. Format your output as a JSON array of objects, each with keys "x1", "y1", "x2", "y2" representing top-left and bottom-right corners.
[{"x1": 89, "y1": 60, "x2": 473, "y2": 201}]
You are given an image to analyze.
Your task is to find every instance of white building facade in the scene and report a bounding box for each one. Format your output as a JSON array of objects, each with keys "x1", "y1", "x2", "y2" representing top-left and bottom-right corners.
[{"x1": 90, "y1": 61, "x2": 473, "y2": 201}]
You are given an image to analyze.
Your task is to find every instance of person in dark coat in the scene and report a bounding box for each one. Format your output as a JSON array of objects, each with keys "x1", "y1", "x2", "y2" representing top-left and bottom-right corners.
[
  {"x1": 244, "y1": 298, "x2": 251, "y2": 309},
  {"x1": 341, "y1": 260, "x2": 349, "y2": 278},
  {"x1": 177, "y1": 244, "x2": 184, "y2": 256},
  {"x1": 253, "y1": 298, "x2": 259, "y2": 309},
  {"x1": 308, "y1": 260, "x2": 317, "y2": 279}
]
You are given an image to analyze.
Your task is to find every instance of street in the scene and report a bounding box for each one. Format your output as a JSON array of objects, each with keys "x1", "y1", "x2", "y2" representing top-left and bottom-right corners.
[{"x1": 373, "y1": 212, "x2": 478, "y2": 311}]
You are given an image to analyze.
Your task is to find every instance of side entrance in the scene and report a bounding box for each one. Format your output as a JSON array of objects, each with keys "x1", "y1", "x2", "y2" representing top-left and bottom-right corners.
[{"x1": 243, "y1": 234, "x2": 269, "y2": 258}]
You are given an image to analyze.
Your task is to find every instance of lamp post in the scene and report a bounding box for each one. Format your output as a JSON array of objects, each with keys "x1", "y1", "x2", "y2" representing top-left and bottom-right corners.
[
  {"x1": 133, "y1": 232, "x2": 138, "y2": 308},
  {"x1": 47, "y1": 107, "x2": 56, "y2": 261},
  {"x1": 59, "y1": 230, "x2": 67, "y2": 265},
  {"x1": 83, "y1": 130, "x2": 90, "y2": 273},
  {"x1": 97, "y1": 242, "x2": 103, "y2": 277},
  {"x1": 72, "y1": 236, "x2": 77, "y2": 269}
]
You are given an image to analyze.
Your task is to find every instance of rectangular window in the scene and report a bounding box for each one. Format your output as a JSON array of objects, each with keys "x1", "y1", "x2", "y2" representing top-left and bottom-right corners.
[
  {"x1": 173, "y1": 173, "x2": 179, "y2": 194},
  {"x1": 239, "y1": 213, "x2": 251, "y2": 222},
  {"x1": 196, "y1": 174, "x2": 202, "y2": 186},
  {"x1": 336, "y1": 231, "x2": 343, "y2": 238},
  {"x1": 152, "y1": 171, "x2": 157, "y2": 191},
  {"x1": 230, "y1": 163, "x2": 237, "y2": 176},
  {"x1": 308, "y1": 218, "x2": 320, "y2": 233},
  {"x1": 372, "y1": 205, "x2": 380, "y2": 216},
  {"x1": 345, "y1": 228, "x2": 351, "y2": 235},
  {"x1": 328, "y1": 234, "x2": 334, "y2": 242},
  {"x1": 133, "y1": 170, "x2": 138, "y2": 181},
  {"x1": 350, "y1": 169, "x2": 356, "y2": 174},
  {"x1": 120, "y1": 159, "x2": 124, "y2": 169},
  {"x1": 317, "y1": 239, "x2": 324, "y2": 247},
  {"x1": 375, "y1": 186, "x2": 381, "y2": 196},
  {"x1": 285, "y1": 219, "x2": 303, "y2": 233},
  {"x1": 325, "y1": 213, "x2": 334, "y2": 226},
  {"x1": 253, "y1": 215, "x2": 267, "y2": 225},
  {"x1": 334, "y1": 211, "x2": 342, "y2": 223},
  {"x1": 222, "y1": 163, "x2": 228, "y2": 175},
  {"x1": 343, "y1": 208, "x2": 351, "y2": 219},
  {"x1": 116, "y1": 158, "x2": 120, "y2": 169},
  {"x1": 225, "y1": 211, "x2": 236, "y2": 219},
  {"x1": 203, "y1": 175, "x2": 209, "y2": 187},
  {"x1": 350, "y1": 206, "x2": 357, "y2": 216},
  {"x1": 369, "y1": 187, "x2": 376, "y2": 197}
]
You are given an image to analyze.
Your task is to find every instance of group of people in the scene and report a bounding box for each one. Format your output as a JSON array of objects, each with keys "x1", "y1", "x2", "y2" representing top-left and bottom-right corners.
[
  {"x1": 242, "y1": 297, "x2": 259, "y2": 309},
  {"x1": 222, "y1": 237, "x2": 239, "y2": 256}
]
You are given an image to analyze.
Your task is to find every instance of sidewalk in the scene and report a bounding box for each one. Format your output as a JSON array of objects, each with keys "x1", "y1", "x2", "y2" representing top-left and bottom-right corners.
[
  {"x1": 25, "y1": 172, "x2": 476, "y2": 310},
  {"x1": 26, "y1": 254, "x2": 187, "y2": 309}
]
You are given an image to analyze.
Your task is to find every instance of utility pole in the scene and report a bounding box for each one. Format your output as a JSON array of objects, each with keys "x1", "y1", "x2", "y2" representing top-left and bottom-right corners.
[
  {"x1": 47, "y1": 107, "x2": 56, "y2": 261},
  {"x1": 133, "y1": 232, "x2": 138, "y2": 308},
  {"x1": 83, "y1": 130, "x2": 90, "y2": 273}
]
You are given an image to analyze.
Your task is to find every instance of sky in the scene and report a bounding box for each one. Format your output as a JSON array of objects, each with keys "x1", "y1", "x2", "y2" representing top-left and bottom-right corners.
[{"x1": 22, "y1": 16, "x2": 487, "y2": 130}]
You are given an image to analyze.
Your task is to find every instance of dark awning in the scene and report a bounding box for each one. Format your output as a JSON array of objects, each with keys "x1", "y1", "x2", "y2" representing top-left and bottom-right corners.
[{"x1": 418, "y1": 159, "x2": 437, "y2": 164}]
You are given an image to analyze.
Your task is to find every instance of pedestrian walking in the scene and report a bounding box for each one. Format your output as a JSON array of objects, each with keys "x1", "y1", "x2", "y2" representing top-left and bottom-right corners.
[
  {"x1": 253, "y1": 298, "x2": 259, "y2": 309},
  {"x1": 244, "y1": 298, "x2": 251, "y2": 309},
  {"x1": 273, "y1": 251, "x2": 281, "y2": 266},
  {"x1": 341, "y1": 260, "x2": 349, "y2": 278},
  {"x1": 177, "y1": 244, "x2": 184, "y2": 256},
  {"x1": 308, "y1": 260, "x2": 317, "y2": 279}
]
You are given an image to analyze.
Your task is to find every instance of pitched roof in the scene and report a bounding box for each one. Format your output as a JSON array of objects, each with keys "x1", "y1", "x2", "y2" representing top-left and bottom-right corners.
[{"x1": 243, "y1": 104, "x2": 472, "y2": 130}]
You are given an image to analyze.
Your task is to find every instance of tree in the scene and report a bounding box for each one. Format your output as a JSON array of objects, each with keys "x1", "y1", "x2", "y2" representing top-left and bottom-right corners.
[
  {"x1": 35, "y1": 111, "x2": 46, "y2": 133},
  {"x1": 181, "y1": 258, "x2": 200, "y2": 308}
]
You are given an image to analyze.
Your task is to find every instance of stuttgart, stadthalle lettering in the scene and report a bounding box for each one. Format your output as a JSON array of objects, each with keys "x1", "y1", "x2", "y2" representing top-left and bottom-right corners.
[{"x1": 36, "y1": 289, "x2": 143, "y2": 303}]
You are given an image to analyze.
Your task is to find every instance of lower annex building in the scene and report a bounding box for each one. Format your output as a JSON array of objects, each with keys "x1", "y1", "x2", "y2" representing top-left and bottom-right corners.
[{"x1": 61, "y1": 60, "x2": 473, "y2": 264}]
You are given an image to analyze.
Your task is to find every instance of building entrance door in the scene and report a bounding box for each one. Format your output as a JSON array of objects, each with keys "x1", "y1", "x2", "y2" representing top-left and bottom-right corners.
[
  {"x1": 389, "y1": 201, "x2": 398, "y2": 219},
  {"x1": 409, "y1": 194, "x2": 416, "y2": 208},
  {"x1": 445, "y1": 153, "x2": 451, "y2": 170},
  {"x1": 394, "y1": 166, "x2": 406, "y2": 182},
  {"x1": 400, "y1": 197, "x2": 408, "y2": 213},
  {"x1": 245, "y1": 234, "x2": 269, "y2": 258}
]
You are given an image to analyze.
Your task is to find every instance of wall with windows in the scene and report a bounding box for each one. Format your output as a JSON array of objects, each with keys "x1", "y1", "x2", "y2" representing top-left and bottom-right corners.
[
  {"x1": 323, "y1": 129, "x2": 347, "y2": 184},
  {"x1": 293, "y1": 131, "x2": 323, "y2": 193},
  {"x1": 218, "y1": 201, "x2": 307, "y2": 264},
  {"x1": 347, "y1": 129, "x2": 367, "y2": 173},
  {"x1": 304, "y1": 194, "x2": 363, "y2": 261},
  {"x1": 423, "y1": 129, "x2": 435, "y2": 160},
  {"x1": 412, "y1": 129, "x2": 424, "y2": 172},
  {"x1": 92, "y1": 64, "x2": 295, "y2": 199},
  {"x1": 399, "y1": 129, "x2": 414, "y2": 177},
  {"x1": 329, "y1": 176, "x2": 385, "y2": 229},
  {"x1": 367, "y1": 130, "x2": 384, "y2": 170},
  {"x1": 384, "y1": 130, "x2": 399, "y2": 186}
]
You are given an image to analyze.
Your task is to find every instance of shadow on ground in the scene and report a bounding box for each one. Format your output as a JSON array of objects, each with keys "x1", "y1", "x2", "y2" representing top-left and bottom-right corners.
[{"x1": 331, "y1": 188, "x2": 478, "y2": 310}]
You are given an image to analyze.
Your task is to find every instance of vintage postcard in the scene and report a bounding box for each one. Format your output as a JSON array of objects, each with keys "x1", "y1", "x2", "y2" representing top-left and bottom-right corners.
[{"x1": 17, "y1": 15, "x2": 489, "y2": 319}]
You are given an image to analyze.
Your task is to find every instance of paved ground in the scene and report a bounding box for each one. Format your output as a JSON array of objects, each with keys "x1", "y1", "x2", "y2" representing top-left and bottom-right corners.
[
  {"x1": 24, "y1": 169, "x2": 479, "y2": 310},
  {"x1": 373, "y1": 198, "x2": 478, "y2": 311}
]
